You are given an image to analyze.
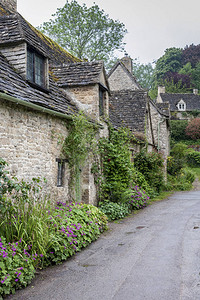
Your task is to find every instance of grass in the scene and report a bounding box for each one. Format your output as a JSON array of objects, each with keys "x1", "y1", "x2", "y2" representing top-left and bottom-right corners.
[
  {"x1": 149, "y1": 191, "x2": 174, "y2": 204},
  {"x1": 188, "y1": 167, "x2": 200, "y2": 180}
]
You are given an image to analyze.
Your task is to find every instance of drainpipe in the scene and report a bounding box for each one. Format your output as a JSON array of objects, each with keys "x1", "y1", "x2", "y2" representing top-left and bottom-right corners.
[{"x1": 157, "y1": 118, "x2": 165, "y2": 151}]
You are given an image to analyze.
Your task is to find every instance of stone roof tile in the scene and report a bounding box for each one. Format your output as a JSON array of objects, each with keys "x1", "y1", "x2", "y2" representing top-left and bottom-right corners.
[
  {"x1": 0, "y1": 52, "x2": 77, "y2": 115},
  {"x1": 161, "y1": 93, "x2": 200, "y2": 111},
  {"x1": 109, "y1": 90, "x2": 147, "y2": 133},
  {"x1": 52, "y1": 61, "x2": 104, "y2": 87}
]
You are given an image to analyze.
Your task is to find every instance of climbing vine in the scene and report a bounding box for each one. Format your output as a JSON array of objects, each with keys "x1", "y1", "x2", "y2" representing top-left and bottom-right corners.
[{"x1": 62, "y1": 112, "x2": 98, "y2": 201}]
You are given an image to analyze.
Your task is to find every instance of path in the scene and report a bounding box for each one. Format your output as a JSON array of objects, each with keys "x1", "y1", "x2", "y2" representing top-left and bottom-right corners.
[{"x1": 7, "y1": 190, "x2": 200, "y2": 300}]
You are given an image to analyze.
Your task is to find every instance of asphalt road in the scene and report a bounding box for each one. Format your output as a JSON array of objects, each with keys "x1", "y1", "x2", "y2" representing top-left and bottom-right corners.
[{"x1": 7, "y1": 191, "x2": 200, "y2": 300}]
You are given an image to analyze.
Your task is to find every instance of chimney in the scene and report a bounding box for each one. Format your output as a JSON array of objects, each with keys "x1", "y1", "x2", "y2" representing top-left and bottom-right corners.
[
  {"x1": 0, "y1": 0, "x2": 17, "y2": 13},
  {"x1": 121, "y1": 55, "x2": 133, "y2": 73},
  {"x1": 157, "y1": 86, "x2": 165, "y2": 103},
  {"x1": 193, "y1": 89, "x2": 198, "y2": 95}
]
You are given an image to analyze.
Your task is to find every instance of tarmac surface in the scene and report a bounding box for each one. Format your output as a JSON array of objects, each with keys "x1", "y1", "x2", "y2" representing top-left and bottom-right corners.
[{"x1": 6, "y1": 190, "x2": 200, "y2": 300}]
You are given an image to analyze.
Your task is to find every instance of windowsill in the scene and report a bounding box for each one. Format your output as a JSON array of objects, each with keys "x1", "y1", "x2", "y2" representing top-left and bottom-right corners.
[{"x1": 27, "y1": 80, "x2": 50, "y2": 94}]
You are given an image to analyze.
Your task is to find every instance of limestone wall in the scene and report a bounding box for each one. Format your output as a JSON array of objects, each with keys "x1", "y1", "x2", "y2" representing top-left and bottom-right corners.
[
  {"x1": 0, "y1": 99, "x2": 101, "y2": 205},
  {"x1": 146, "y1": 101, "x2": 170, "y2": 169},
  {"x1": 108, "y1": 64, "x2": 140, "y2": 91},
  {"x1": 0, "y1": 99, "x2": 70, "y2": 201},
  {"x1": 65, "y1": 84, "x2": 109, "y2": 121}
]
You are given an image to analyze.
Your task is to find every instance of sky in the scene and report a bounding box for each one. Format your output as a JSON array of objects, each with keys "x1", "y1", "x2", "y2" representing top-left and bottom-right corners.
[{"x1": 17, "y1": 0, "x2": 200, "y2": 65}]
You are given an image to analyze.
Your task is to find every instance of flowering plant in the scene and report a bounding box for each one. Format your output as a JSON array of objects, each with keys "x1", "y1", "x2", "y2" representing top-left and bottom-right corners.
[
  {"x1": 0, "y1": 236, "x2": 35, "y2": 298},
  {"x1": 121, "y1": 185, "x2": 150, "y2": 210}
]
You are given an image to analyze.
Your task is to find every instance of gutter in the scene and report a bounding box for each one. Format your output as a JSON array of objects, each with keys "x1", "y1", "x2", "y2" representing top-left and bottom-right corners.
[{"x1": 0, "y1": 92, "x2": 104, "y2": 128}]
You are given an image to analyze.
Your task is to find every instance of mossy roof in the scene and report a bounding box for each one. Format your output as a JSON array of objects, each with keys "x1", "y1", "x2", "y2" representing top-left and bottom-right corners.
[{"x1": 0, "y1": 3, "x2": 81, "y2": 65}]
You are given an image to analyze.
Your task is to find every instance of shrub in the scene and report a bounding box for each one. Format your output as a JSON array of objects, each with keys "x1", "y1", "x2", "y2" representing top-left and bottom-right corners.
[
  {"x1": 186, "y1": 149, "x2": 200, "y2": 167},
  {"x1": 0, "y1": 237, "x2": 35, "y2": 298},
  {"x1": 121, "y1": 185, "x2": 150, "y2": 210},
  {"x1": 98, "y1": 200, "x2": 130, "y2": 221},
  {"x1": 134, "y1": 150, "x2": 164, "y2": 193},
  {"x1": 167, "y1": 143, "x2": 188, "y2": 175},
  {"x1": 170, "y1": 120, "x2": 189, "y2": 141},
  {"x1": 166, "y1": 168, "x2": 195, "y2": 191},
  {"x1": 0, "y1": 159, "x2": 108, "y2": 296},
  {"x1": 45, "y1": 202, "x2": 108, "y2": 265},
  {"x1": 97, "y1": 127, "x2": 135, "y2": 201},
  {"x1": 131, "y1": 170, "x2": 156, "y2": 198},
  {"x1": 186, "y1": 118, "x2": 200, "y2": 140}
]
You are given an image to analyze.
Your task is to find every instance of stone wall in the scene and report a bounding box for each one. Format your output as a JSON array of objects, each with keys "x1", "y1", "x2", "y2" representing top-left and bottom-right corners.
[
  {"x1": 0, "y1": 99, "x2": 70, "y2": 201},
  {"x1": 108, "y1": 64, "x2": 140, "y2": 91},
  {"x1": 0, "y1": 99, "x2": 101, "y2": 205},
  {"x1": 146, "y1": 101, "x2": 170, "y2": 171},
  {"x1": 65, "y1": 84, "x2": 109, "y2": 122},
  {"x1": 0, "y1": 43, "x2": 27, "y2": 78}
]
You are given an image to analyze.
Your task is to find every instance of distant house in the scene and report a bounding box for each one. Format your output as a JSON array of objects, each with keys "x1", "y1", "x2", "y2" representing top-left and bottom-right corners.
[
  {"x1": 108, "y1": 57, "x2": 170, "y2": 167},
  {"x1": 156, "y1": 86, "x2": 200, "y2": 120},
  {"x1": 0, "y1": 0, "x2": 109, "y2": 205}
]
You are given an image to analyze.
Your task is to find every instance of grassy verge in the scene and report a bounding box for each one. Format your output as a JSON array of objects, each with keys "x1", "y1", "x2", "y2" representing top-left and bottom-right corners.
[{"x1": 149, "y1": 191, "x2": 174, "y2": 204}]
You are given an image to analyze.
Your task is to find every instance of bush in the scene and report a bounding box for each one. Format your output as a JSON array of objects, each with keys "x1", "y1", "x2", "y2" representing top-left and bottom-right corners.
[
  {"x1": 98, "y1": 200, "x2": 130, "y2": 221},
  {"x1": 131, "y1": 170, "x2": 156, "y2": 198},
  {"x1": 0, "y1": 158, "x2": 108, "y2": 297},
  {"x1": 97, "y1": 127, "x2": 135, "y2": 201},
  {"x1": 165, "y1": 168, "x2": 195, "y2": 191},
  {"x1": 121, "y1": 185, "x2": 150, "y2": 210},
  {"x1": 186, "y1": 118, "x2": 200, "y2": 140},
  {"x1": 167, "y1": 143, "x2": 188, "y2": 175},
  {"x1": 45, "y1": 202, "x2": 108, "y2": 265},
  {"x1": 170, "y1": 120, "x2": 189, "y2": 141},
  {"x1": 186, "y1": 149, "x2": 200, "y2": 167},
  {"x1": 0, "y1": 237, "x2": 35, "y2": 298},
  {"x1": 134, "y1": 150, "x2": 164, "y2": 193}
]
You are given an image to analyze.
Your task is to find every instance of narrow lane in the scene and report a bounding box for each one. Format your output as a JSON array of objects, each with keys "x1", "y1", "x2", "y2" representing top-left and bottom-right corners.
[{"x1": 7, "y1": 191, "x2": 200, "y2": 300}]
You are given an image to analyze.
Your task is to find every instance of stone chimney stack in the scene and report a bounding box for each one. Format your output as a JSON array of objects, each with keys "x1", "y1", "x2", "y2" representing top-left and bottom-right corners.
[
  {"x1": 193, "y1": 88, "x2": 198, "y2": 95},
  {"x1": 157, "y1": 86, "x2": 165, "y2": 103},
  {"x1": 1, "y1": 0, "x2": 17, "y2": 13},
  {"x1": 121, "y1": 55, "x2": 133, "y2": 73}
]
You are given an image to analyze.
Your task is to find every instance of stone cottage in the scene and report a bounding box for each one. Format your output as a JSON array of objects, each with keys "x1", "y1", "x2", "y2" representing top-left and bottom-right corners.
[
  {"x1": 0, "y1": 0, "x2": 109, "y2": 205},
  {"x1": 108, "y1": 57, "x2": 170, "y2": 167},
  {"x1": 157, "y1": 86, "x2": 200, "y2": 120}
]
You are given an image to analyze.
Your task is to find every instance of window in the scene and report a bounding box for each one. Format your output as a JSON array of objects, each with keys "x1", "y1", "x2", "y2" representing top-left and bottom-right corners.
[
  {"x1": 56, "y1": 159, "x2": 65, "y2": 187},
  {"x1": 27, "y1": 48, "x2": 45, "y2": 87},
  {"x1": 99, "y1": 86, "x2": 107, "y2": 116},
  {"x1": 177, "y1": 100, "x2": 186, "y2": 111}
]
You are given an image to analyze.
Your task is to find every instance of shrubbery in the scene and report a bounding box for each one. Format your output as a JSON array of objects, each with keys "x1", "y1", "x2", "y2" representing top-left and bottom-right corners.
[
  {"x1": 0, "y1": 159, "x2": 108, "y2": 298},
  {"x1": 99, "y1": 201, "x2": 130, "y2": 221},
  {"x1": 186, "y1": 118, "x2": 200, "y2": 140},
  {"x1": 134, "y1": 150, "x2": 165, "y2": 193}
]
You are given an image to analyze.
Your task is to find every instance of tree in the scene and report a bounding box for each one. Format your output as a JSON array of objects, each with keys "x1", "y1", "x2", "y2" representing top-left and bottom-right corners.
[
  {"x1": 39, "y1": 0, "x2": 127, "y2": 66},
  {"x1": 132, "y1": 59, "x2": 154, "y2": 89},
  {"x1": 154, "y1": 47, "x2": 183, "y2": 83},
  {"x1": 182, "y1": 44, "x2": 200, "y2": 67}
]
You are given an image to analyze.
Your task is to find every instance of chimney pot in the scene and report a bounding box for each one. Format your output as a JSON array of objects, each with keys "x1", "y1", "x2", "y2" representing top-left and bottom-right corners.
[{"x1": 193, "y1": 89, "x2": 198, "y2": 95}]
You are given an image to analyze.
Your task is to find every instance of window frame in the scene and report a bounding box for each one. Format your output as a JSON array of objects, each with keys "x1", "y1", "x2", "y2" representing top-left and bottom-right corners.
[
  {"x1": 99, "y1": 84, "x2": 107, "y2": 117},
  {"x1": 27, "y1": 46, "x2": 48, "y2": 91}
]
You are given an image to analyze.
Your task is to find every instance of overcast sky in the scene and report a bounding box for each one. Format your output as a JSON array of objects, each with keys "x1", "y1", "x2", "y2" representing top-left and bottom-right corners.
[{"x1": 17, "y1": 0, "x2": 200, "y2": 64}]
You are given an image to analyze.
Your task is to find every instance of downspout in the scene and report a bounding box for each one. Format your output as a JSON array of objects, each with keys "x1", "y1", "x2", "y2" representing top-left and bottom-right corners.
[{"x1": 157, "y1": 118, "x2": 165, "y2": 151}]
